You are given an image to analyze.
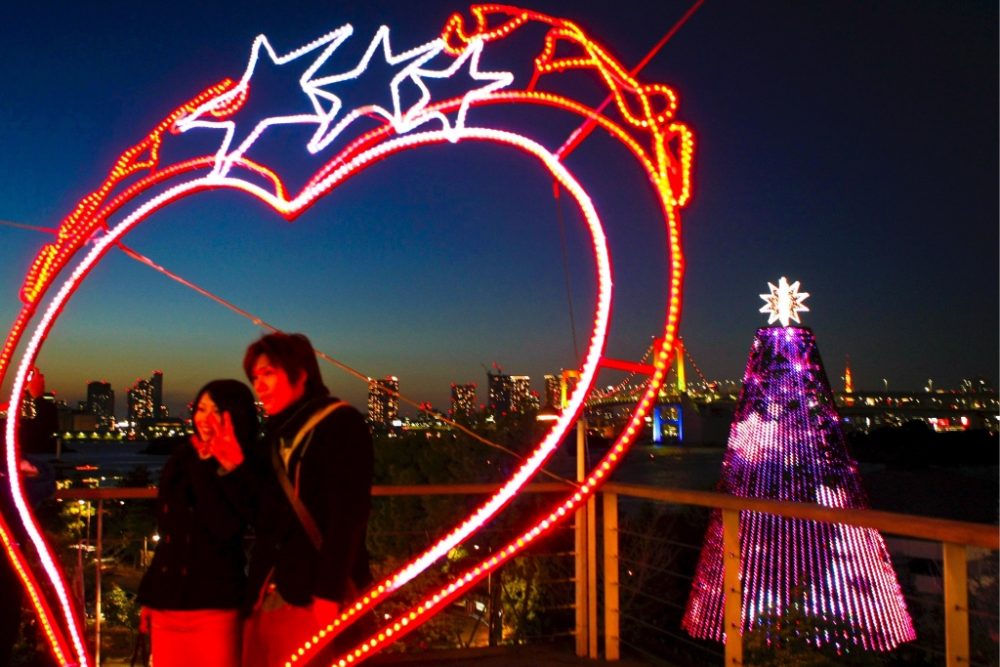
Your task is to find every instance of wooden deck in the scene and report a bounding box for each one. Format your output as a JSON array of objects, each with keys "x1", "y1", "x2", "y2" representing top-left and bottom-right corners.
[{"x1": 372, "y1": 645, "x2": 659, "y2": 666}]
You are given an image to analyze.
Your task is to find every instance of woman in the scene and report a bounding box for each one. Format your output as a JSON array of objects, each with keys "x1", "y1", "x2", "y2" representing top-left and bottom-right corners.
[{"x1": 137, "y1": 380, "x2": 257, "y2": 667}]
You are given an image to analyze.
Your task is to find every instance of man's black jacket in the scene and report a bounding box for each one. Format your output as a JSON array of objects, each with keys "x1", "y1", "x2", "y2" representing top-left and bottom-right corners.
[{"x1": 246, "y1": 394, "x2": 374, "y2": 608}]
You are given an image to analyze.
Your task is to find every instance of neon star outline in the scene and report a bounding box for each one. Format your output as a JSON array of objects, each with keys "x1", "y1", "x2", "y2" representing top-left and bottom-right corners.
[
  {"x1": 759, "y1": 276, "x2": 810, "y2": 327},
  {"x1": 395, "y1": 37, "x2": 514, "y2": 140},
  {"x1": 306, "y1": 26, "x2": 446, "y2": 152},
  {"x1": 174, "y1": 26, "x2": 355, "y2": 177}
]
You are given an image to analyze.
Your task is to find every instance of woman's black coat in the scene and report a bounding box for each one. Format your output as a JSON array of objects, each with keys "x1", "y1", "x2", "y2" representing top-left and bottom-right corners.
[{"x1": 137, "y1": 442, "x2": 250, "y2": 610}]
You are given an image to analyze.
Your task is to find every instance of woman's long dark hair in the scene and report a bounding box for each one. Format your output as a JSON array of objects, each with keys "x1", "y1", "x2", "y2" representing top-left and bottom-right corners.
[{"x1": 192, "y1": 379, "x2": 258, "y2": 447}]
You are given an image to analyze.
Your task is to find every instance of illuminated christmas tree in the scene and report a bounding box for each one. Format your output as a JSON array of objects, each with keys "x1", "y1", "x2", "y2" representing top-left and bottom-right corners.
[{"x1": 682, "y1": 278, "x2": 915, "y2": 653}]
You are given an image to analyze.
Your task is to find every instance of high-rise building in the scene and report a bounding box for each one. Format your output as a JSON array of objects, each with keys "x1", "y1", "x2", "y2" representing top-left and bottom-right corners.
[
  {"x1": 368, "y1": 376, "x2": 400, "y2": 427},
  {"x1": 128, "y1": 371, "x2": 167, "y2": 422},
  {"x1": 487, "y1": 371, "x2": 513, "y2": 417},
  {"x1": 128, "y1": 378, "x2": 154, "y2": 421},
  {"x1": 150, "y1": 370, "x2": 165, "y2": 418},
  {"x1": 488, "y1": 371, "x2": 534, "y2": 416},
  {"x1": 87, "y1": 380, "x2": 115, "y2": 431},
  {"x1": 450, "y1": 383, "x2": 477, "y2": 418},
  {"x1": 510, "y1": 375, "x2": 533, "y2": 413},
  {"x1": 86, "y1": 381, "x2": 115, "y2": 420},
  {"x1": 543, "y1": 374, "x2": 560, "y2": 408},
  {"x1": 19, "y1": 391, "x2": 37, "y2": 419}
]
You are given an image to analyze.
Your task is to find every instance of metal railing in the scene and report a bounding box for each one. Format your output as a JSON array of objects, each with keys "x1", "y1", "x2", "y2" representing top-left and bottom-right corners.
[
  {"x1": 53, "y1": 482, "x2": 999, "y2": 666},
  {"x1": 55, "y1": 482, "x2": 577, "y2": 664},
  {"x1": 599, "y1": 483, "x2": 1000, "y2": 667}
]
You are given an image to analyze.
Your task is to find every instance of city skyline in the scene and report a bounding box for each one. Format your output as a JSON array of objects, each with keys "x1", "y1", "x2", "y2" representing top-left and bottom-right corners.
[
  {"x1": 0, "y1": 1, "x2": 996, "y2": 417},
  {"x1": 12, "y1": 356, "x2": 996, "y2": 424}
]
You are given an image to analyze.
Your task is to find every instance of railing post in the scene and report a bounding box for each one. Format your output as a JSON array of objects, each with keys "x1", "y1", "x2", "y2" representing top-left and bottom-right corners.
[
  {"x1": 574, "y1": 419, "x2": 589, "y2": 657},
  {"x1": 722, "y1": 509, "x2": 742, "y2": 665},
  {"x1": 587, "y1": 493, "x2": 598, "y2": 658},
  {"x1": 602, "y1": 491, "x2": 620, "y2": 661},
  {"x1": 575, "y1": 503, "x2": 588, "y2": 656},
  {"x1": 943, "y1": 542, "x2": 969, "y2": 667},
  {"x1": 94, "y1": 498, "x2": 103, "y2": 666}
]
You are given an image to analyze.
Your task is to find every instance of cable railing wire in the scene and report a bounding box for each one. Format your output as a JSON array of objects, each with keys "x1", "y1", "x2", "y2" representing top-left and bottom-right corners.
[
  {"x1": 115, "y1": 241, "x2": 575, "y2": 486},
  {"x1": 618, "y1": 556, "x2": 694, "y2": 582},
  {"x1": 617, "y1": 585, "x2": 686, "y2": 611},
  {"x1": 619, "y1": 613, "x2": 723, "y2": 659}
]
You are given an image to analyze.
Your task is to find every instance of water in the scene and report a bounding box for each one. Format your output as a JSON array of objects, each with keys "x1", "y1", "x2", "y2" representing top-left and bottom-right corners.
[
  {"x1": 540, "y1": 440, "x2": 725, "y2": 491},
  {"x1": 41, "y1": 439, "x2": 726, "y2": 490},
  {"x1": 41, "y1": 440, "x2": 170, "y2": 484},
  {"x1": 609, "y1": 443, "x2": 724, "y2": 489}
]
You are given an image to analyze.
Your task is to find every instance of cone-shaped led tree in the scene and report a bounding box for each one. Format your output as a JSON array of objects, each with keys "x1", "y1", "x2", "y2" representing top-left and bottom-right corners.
[{"x1": 682, "y1": 278, "x2": 915, "y2": 652}]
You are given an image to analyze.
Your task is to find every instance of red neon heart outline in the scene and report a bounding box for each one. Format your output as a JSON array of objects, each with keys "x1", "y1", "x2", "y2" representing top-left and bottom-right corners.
[{"x1": 0, "y1": 7, "x2": 694, "y2": 666}]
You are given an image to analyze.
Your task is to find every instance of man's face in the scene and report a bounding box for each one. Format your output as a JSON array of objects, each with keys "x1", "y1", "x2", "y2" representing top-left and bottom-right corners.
[{"x1": 251, "y1": 354, "x2": 306, "y2": 416}]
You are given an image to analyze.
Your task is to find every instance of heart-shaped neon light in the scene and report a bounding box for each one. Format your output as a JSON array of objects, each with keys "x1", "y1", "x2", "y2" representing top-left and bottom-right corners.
[{"x1": 0, "y1": 6, "x2": 694, "y2": 666}]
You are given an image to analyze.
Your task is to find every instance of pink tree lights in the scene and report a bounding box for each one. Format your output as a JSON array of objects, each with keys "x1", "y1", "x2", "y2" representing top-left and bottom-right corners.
[{"x1": 682, "y1": 279, "x2": 915, "y2": 654}]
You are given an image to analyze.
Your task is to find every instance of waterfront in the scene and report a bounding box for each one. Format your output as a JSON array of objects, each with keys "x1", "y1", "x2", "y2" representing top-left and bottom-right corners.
[
  {"x1": 38, "y1": 438, "x2": 998, "y2": 524},
  {"x1": 44, "y1": 438, "x2": 727, "y2": 487},
  {"x1": 46, "y1": 440, "x2": 169, "y2": 479}
]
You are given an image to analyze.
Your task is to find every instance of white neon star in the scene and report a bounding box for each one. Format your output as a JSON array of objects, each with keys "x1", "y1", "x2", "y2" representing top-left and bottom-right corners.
[
  {"x1": 396, "y1": 37, "x2": 514, "y2": 140},
  {"x1": 306, "y1": 26, "x2": 444, "y2": 152},
  {"x1": 174, "y1": 26, "x2": 514, "y2": 180},
  {"x1": 759, "y1": 276, "x2": 810, "y2": 327},
  {"x1": 174, "y1": 26, "x2": 355, "y2": 177}
]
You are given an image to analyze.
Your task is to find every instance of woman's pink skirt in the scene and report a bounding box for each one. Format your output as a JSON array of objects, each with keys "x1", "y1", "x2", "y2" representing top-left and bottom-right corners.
[{"x1": 149, "y1": 608, "x2": 241, "y2": 667}]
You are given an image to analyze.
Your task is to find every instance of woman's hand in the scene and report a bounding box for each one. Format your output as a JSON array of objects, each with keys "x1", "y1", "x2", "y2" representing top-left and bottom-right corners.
[
  {"x1": 191, "y1": 435, "x2": 212, "y2": 459},
  {"x1": 139, "y1": 606, "x2": 151, "y2": 634},
  {"x1": 208, "y1": 411, "x2": 245, "y2": 471}
]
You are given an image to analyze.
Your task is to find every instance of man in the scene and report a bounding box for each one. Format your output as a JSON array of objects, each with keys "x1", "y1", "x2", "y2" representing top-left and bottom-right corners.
[{"x1": 236, "y1": 332, "x2": 373, "y2": 666}]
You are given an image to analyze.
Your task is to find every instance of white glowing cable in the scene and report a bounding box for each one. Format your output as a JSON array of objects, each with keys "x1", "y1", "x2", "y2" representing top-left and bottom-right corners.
[
  {"x1": 396, "y1": 38, "x2": 514, "y2": 140},
  {"x1": 304, "y1": 26, "x2": 441, "y2": 150},
  {"x1": 175, "y1": 26, "x2": 354, "y2": 177},
  {"x1": 176, "y1": 25, "x2": 514, "y2": 178}
]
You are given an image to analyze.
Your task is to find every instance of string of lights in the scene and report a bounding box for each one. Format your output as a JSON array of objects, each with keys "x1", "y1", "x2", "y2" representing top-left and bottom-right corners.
[
  {"x1": 0, "y1": 6, "x2": 694, "y2": 665},
  {"x1": 682, "y1": 313, "x2": 914, "y2": 653}
]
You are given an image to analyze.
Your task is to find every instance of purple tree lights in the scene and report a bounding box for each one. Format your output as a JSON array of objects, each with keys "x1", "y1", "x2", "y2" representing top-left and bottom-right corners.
[{"x1": 682, "y1": 325, "x2": 915, "y2": 652}]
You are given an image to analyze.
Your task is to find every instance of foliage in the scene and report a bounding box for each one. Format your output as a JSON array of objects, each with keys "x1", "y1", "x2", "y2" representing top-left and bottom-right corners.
[
  {"x1": 616, "y1": 501, "x2": 712, "y2": 663},
  {"x1": 367, "y1": 409, "x2": 575, "y2": 650},
  {"x1": 102, "y1": 582, "x2": 139, "y2": 630},
  {"x1": 500, "y1": 546, "x2": 574, "y2": 642},
  {"x1": 743, "y1": 583, "x2": 884, "y2": 666},
  {"x1": 102, "y1": 466, "x2": 157, "y2": 566}
]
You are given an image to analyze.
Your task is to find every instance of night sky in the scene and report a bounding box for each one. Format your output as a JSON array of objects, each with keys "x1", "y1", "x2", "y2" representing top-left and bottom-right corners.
[{"x1": 0, "y1": 1, "x2": 996, "y2": 417}]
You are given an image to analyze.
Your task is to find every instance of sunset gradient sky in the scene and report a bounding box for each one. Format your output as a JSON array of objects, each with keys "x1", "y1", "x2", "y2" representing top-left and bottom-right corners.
[{"x1": 0, "y1": 1, "x2": 996, "y2": 416}]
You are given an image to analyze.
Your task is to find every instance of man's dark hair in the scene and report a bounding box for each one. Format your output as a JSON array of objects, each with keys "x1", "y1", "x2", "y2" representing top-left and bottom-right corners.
[{"x1": 243, "y1": 332, "x2": 329, "y2": 398}]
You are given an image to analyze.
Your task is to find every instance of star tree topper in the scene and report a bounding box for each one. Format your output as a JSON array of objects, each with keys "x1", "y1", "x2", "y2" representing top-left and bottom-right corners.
[{"x1": 759, "y1": 276, "x2": 810, "y2": 327}]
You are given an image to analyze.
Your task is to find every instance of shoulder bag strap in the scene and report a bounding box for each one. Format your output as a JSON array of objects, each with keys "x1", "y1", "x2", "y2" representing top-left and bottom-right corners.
[{"x1": 271, "y1": 400, "x2": 348, "y2": 551}]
